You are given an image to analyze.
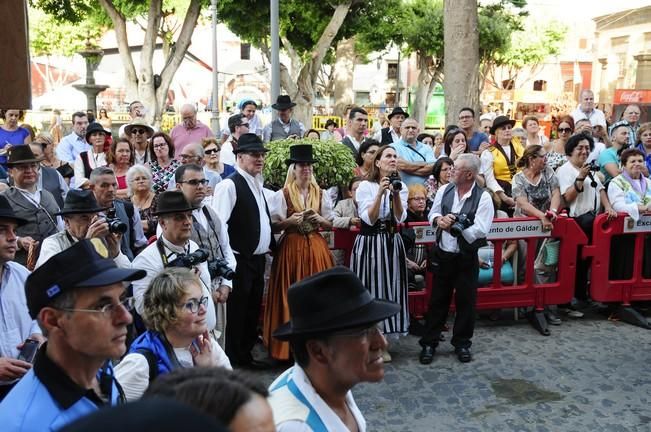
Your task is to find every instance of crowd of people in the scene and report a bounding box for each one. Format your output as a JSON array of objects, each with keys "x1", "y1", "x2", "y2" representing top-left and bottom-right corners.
[{"x1": 0, "y1": 88, "x2": 650, "y2": 431}]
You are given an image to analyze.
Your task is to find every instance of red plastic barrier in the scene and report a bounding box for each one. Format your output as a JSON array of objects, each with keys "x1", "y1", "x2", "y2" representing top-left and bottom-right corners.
[
  {"x1": 330, "y1": 217, "x2": 588, "y2": 322},
  {"x1": 582, "y1": 213, "x2": 651, "y2": 305}
]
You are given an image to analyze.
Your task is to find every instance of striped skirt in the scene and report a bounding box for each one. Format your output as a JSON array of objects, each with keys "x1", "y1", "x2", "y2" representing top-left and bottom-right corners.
[{"x1": 350, "y1": 231, "x2": 409, "y2": 335}]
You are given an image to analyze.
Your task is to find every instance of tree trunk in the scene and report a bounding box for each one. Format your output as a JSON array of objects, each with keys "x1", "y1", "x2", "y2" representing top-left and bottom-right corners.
[
  {"x1": 412, "y1": 53, "x2": 438, "y2": 127},
  {"x1": 333, "y1": 37, "x2": 356, "y2": 118},
  {"x1": 443, "y1": 0, "x2": 480, "y2": 126}
]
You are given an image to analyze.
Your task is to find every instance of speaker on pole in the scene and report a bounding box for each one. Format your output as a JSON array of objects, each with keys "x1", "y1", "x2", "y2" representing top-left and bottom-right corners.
[{"x1": 0, "y1": 0, "x2": 31, "y2": 109}]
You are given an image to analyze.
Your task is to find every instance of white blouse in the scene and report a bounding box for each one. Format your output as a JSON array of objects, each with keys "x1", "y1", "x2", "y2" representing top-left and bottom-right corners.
[
  {"x1": 269, "y1": 188, "x2": 334, "y2": 222},
  {"x1": 73, "y1": 149, "x2": 107, "y2": 187},
  {"x1": 356, "y1": 180, "x2": 408, "y2": 226}
]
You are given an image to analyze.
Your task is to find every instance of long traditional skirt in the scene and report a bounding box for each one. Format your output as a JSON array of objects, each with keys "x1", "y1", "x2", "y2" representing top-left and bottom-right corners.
[
  {"x1": 350, "y1": 231, "x2": 409, "y2": 335},
  {"x1": 263, "y1": 231, "x2": 335, "y2": 360}
]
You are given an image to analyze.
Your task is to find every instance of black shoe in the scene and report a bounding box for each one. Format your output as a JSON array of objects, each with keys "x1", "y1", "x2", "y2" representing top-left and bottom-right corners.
[
  {"x1": 455, "y1": 347, "x2": 472, "y2": 363},
  {"x1": 419, "y1": 345, "x2": 435, "y2": 365}
]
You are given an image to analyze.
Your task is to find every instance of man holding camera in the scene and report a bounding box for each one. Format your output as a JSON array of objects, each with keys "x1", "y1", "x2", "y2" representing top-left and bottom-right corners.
[
  {"x1": 131, "y1": 191, "x2": 217, "y2": 331},
  {"x1": 419, "y1": 154, "x2": 494, "y2": 364},
  {"x1": 89, "y1": 167, "x2": 147, "y2": 260},
  {"x1": 0, "y1": 196, "x2": 44, "y2": 401},
  {"x1": 35, "y1": 189, "x2": 130, "y2": 268},
  {"x1": 174, "y1": 164, "x2": 236, "y2": 344}
]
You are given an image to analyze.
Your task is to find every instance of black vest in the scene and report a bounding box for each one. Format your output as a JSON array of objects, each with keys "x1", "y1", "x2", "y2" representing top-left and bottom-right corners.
[
  {"x1": 40, "y1": 167, "x2": 65, "y2": 208},
  {"x1": 439, "y1": 184, "x2": 488, "y2": 253},
  {"x1": 380, "y1": 127, "x2": 395, "y2": 145},
  {"x1": 227, "y1": 173, "x2": 274, "y2": 257}
]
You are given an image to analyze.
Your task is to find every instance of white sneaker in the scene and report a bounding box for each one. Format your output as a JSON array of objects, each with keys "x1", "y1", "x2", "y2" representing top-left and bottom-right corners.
[{"x1": 382, "y1": 350, "x2": 392, "y2": 363}]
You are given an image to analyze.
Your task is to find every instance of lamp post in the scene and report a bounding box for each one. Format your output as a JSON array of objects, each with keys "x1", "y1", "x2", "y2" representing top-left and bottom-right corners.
[
  {"x1": 270, "y1": 0, "x2": 280, "y2": 121},
  {"x1": 210, "y1": 0, "x2": 220, "y2": 134}
]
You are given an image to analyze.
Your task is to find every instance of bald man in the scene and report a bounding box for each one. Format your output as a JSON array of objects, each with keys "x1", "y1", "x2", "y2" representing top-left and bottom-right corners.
[{"x1": 170, "y1": 103, "x2": 215, "y2": 156}]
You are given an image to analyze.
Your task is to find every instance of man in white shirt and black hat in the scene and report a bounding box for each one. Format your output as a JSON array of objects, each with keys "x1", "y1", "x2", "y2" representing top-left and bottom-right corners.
[{"x1": 263, "y1": 96, "x2": 305, "y2": 143}]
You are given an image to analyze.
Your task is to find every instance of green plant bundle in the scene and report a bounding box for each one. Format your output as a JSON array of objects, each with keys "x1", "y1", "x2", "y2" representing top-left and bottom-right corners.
[{"x1": 263, "y1": 138, "x2": 357, "y2": 190}]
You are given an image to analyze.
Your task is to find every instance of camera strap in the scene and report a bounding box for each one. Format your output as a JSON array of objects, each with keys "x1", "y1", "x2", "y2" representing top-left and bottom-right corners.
[
  {"x1": 191, "y1": 206, "x2": 225, "y2": 260},
  {"x1": 156, "y1": 236, "x2": 189, "y2": 267}
]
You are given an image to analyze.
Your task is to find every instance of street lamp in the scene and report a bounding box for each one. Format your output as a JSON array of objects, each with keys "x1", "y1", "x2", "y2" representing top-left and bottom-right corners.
[
  {"x1": 271, "y1": 0, "x2": 280, "y2": 121},
  {"x1": 210, "y1": 0, "x2": 220, "y2": 134}
]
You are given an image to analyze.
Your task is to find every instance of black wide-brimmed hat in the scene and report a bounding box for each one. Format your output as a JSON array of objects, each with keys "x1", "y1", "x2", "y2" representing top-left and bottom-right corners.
[
  {"x1": 388, "y1": 106, "x2": 409, "y2": 120},
  {"x1": 286, "y1": 144, "x2": 317, "y2": 165},
  {"x1": 152, "y1": 190, "x2": 198, "y2": 216},
  {"x1": 56, "y1": 189, "x2": 108, "y2": 215},
  {"x1": 26, "y1": 239, "x2": 146, "y2": 319},
  {"x1": 273, "y1": 266, "x2": 400, "y2": 340},
  {"x1": 6, "y1": 145, "x2": 43, "y2": 167},
  {"x1": 232, "y1": 133, "x2": 268, "y2": 154},
  {"x1": 85, "y1": 122, "x2": 110, "y2": 142},
  {"x1": 490, "y1": 115, "x2": 516, "y2": 135},
  {"x1": 0, "y1": 195, "x2": 28, "y2": 226},
  {"x1": 271, "y1": 95, "x2": 296, "y2": 110}
]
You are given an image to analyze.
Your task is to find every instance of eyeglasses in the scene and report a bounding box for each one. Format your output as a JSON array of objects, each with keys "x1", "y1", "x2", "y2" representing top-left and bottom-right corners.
[
  {"x1": 57, "y1": 297, "x2": 135, "y2": 318},
  {"x1": 458, "y1": 115, "x2": 474, "y2": 120},
  {"x1": 179, "y1": 154, "x2": 200, "y2": 160},
  {"x1": 131, "y1": 128, "x2": 147, "y2": 135},
  {"x1": 558, "y1": 127, "x2": 572, "y2": 134},
  {"x1": 179, "y1": 179, "x2": 208, "y2": 186},
  {"x1": 169, "y1": 212, "x2": 193, "y2": 222},
  {"x1": 153, "y1": 143, "x2": 167, "y2": 149},
  {"x1": 180, "y1": 296, "x2": 209, "y2": 314},
  {"x1": 238, "y1": 123, "x2": 250, "y2": 128},
  {"x1": 13, "y1": 163, "x2": 39, "y2": 171},
  {"x1": 205, "y1": 149, "x2": 220, "y2": 155}
]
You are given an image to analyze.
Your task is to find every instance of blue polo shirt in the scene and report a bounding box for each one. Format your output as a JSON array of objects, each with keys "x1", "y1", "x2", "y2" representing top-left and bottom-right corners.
[
  {"x1": 390, "y1": 139, "x2": 436, "y2": 186},
  {"x1": 468, "y1": 131, "x2": 489, "y2": 152}
]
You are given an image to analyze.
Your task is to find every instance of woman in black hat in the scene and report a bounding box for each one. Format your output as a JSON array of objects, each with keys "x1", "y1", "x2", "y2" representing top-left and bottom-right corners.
[
  {"x1": 74, "y1": 122, "x2": 110, "y2": 188},
  {"x1": 263, "y1": 144, "x2": 335, "y2": 361}
]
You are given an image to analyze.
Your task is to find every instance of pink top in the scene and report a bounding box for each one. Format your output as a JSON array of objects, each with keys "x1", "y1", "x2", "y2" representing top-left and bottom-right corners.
[{"x1": 170, "y1": 121, "x2": 214, "y2": 156}]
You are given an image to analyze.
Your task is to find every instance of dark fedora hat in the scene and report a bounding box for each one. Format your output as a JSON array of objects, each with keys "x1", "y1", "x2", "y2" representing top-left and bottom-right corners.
[
  {"x1": 232, "y1": 133, "x2": 268, "y2": 154},
  {"x1": 286, "y1": 144, "x2": 317, "y2": 165},
  {"x1": 6, "y1": 145, "x2": 44, "y2": 166},
  {"x1": 387, "y1": 106, "x2": 409, "y2": 120},
  {"x1": 490, "y1": 115, "x2": 516, "y2": 135},
  {"x1": 0, "y1": 195, "x2": 28, "y2": 226},
  {"x1": 153, "y1": 190, "x2": 198, "y2": 216},
  {"x1": 273, "y1": 266, "x2": 400, "y2": 340},
  {"x1": 26, "y1": 239, "x2": 146, "y2": 319},
  {"x1": 85, "y1": 122, "x2": 110, "y2": 142},
  {"x1": 271, "y1": 95, "x2": 296, "y2": 110},
  {"x1": 56, "y1": 189, "x2": 108, "y2": 215}
]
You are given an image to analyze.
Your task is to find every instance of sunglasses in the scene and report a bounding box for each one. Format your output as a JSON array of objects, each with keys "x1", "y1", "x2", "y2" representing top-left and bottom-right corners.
[
  {"x1": 205, "y1": 149, "x2": 220, "y2": 155},
  {"x1": 558, "y1": 127, "x2": 572, "y2": 134},
  {"x1": 131, "y1": 128, "x2": 147, "y2": 135}
]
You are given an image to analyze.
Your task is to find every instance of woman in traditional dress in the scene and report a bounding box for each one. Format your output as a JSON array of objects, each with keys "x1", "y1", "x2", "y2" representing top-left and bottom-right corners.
[
  {"x1": 350, "y1": 144, "x2": 408, "y2": 362},
  {"x1": 73, "y1": 122, "x2": 109, "y2": 188},
  {"x1": 264, "y1": 144, "x2": 335, "y2": 361}
]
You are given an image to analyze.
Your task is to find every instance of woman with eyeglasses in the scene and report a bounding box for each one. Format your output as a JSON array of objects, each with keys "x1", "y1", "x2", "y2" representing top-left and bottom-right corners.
[
  {"x1": 148, "y1": 132, "x2": 180, "y2": 195},
  {"x1": 115, "y1": 267, "x2": 231, "y2": 401},
  {"x1": 425, "y1": 156, "x2": 454, "y2": 202},
  {"x1": 546, "y1": 116, "x2": 573, "y2": 171},
  {"x1": 108, "y1": 137, "x2": 135, "y2": 200},
  {"x1": 354, "y1": 139, "x2": 380, "y2": 178},
  {"x1": 126, "y1": 164, "x2": 158, "y2": 238},
  {"x1": 202, "y1": 137, "x2": 235, "y2": 179}
]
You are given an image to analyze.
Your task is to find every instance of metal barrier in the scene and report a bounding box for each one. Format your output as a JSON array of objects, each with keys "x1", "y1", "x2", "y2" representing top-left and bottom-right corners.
[
  {"x1": 582, "y1": 213, "x2": 651, "y2": 328},
  {"x1": 328, "y1": 217, "x2": 588, "y2": 336}
]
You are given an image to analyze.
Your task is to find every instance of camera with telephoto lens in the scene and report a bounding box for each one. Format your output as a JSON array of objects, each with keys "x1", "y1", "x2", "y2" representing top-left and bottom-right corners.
[
  {"x1": 388, "y1": 171, "x2": 402, "y2": 191},
  {"x1": 586, "y1": 161, "x2": 600, "y2": 172},
  {"x1": 449, "y1": 213, "x2": 472, "y2": 238},
  {"x1": 167, "y1": 249, "x2": 209, "y2": 269},
  {"x1": 207, "y1": 258, "x2": 235, "y2": 280},
  {"x1": 105, "y1": 208, "x2": 128, "y2": 234}
]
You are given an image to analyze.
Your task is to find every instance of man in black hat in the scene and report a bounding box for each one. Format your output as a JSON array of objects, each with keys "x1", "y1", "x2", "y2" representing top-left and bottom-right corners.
[
  {"x1": 131, "y1": 190, "x2": 217, "y2": 332},
  {"x1": 0, "y1": 196, "x2": 44, "y2": 401},
  {"x1": 373, "y1": 106, "x2": 408, "y2": 145},
  {"x1": 263, "y1": 95, "x2": 305, "y2": 143},
  {"x1": 35, "y1": 189, "x2": 129, "y2": 268},
  {"x1": 0, "y1": 240, "x2": 145, "y2": 431},
  {"x1": 212, "y1": 133, "x2": 275, "y2": 368},
  {"x1": 2, "y1": 145, "x2": 62, "y2": 265},
  {"x1": 268, "y1": 266, "x2": 399, "y2": 431}
]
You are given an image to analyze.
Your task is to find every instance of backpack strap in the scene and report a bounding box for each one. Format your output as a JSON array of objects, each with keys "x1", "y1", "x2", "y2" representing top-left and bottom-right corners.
[{"x1": 135, "y1": 348, "x2": 158, "y2": 382}]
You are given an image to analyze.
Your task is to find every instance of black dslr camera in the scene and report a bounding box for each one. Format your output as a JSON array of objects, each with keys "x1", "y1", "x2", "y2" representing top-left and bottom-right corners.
[
  {"x1": 167, "y1": 249, "x2": 209, "y2": 268},
  {"x1": 388, "y1": 171, "x2": 402, "y2": 191},
  {"x1": 105, "y1": 208, "x2": 128, "y2": 234},
  {"x1": 449, "y1": 213, "x2": 472, "y2": 237},
  {"x1": 207, "y1": 258, "x2": 235, "y2": 280},
  {"x1": 586, "y1": 161, "x2": 600, "y2": 172}
]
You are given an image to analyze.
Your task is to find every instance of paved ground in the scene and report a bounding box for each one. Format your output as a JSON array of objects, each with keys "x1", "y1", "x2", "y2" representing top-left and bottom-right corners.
[{"x1": 250, "y1": 309, "x2": 651, "y2": 432}]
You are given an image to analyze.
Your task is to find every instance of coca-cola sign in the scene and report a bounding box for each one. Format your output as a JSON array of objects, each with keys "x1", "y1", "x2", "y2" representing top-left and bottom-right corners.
[{"x1": 614, "y1": 89, "x2": 651, "y2": 104}]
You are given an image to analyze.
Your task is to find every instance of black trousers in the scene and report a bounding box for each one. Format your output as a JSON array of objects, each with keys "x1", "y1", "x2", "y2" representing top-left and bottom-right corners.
[
  {"x1": 0, "y1": 383, "x2": 15, "y2": 401},
  {"x1": 420, "y1": 248, "x2": 479, "y2": 349},
  {"x1": 225, "y1": 253, "x2": 266, "y2": 365}
]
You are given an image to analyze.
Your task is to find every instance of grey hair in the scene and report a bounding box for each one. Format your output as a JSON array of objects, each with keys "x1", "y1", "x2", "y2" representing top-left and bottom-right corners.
[
  {"x1": 126, "y1": 164, "x2": 153, "y2": 196},
  {"x1": 456, "y1": 153, "x2": 480, "y2": 175},
  {"x1": 181, "y1": 103, "x2": 197, "y2": 114},
  {"x1": 89, "y1": 166, "x2": 115, "y2": 184},
  {"x1": 183, "y1": 142, "x2": 205, "y2": 158}
]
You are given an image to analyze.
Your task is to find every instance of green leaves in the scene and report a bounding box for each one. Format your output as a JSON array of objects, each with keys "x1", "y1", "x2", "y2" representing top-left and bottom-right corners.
[{"x1": 263, "y1": 139, "x2": 357, "y2": 190}]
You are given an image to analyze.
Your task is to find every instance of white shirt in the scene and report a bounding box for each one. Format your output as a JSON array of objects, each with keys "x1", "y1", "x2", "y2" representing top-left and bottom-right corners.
[
  {"x1": 269, "y1": 188, "x2": 334, "y2": 222},
  {"x1": 35, "y1": 230, "x2": 131, "y2": 269},
  {"x1": 588, "y1": 141, "x2": 606, "y2": 164},
  {"x1": 115, "y1": 338, "x2": 231, "y2": 401},
  {"x1": 271, "y1": 365, "x2": 366, "y2": 432},
  {"x1": 480, "y1": 145, "x2": 512, "y2": 193},
  {"x1": 571, "y1": 107, "x2": 607, "y2": 127},
  {"x1": 73, "y1": 149, "x2": 107, "y2": 188},
  {"x1": 211, "y1": 166, "x2": 273, "y2": 255},
  {"x1": 556, "y1": 161, "x2": 603, "y2": 217},
  {"x1": 355, "y1": 180, "x2": 408, "y2": 225},
  {"x1": 131, "y1": 236, "x2": 216, "y2": 330},
  {"x1": 607, "y1": 175, "x2": 651, "y2": 222},
  {"x1": 220, "y1": 136, "x2": 236, "y2": 166},
  {"x1": 373, "y1": 127, "x2": 400, "y2": 143},
  {"x1": 15, "y1": 187, "x2": 65, "y2": 231},
  {"x1": 428, "y1": 183, "x2": 494, "y2": 253},
  {"x1": 343, "y1": 135, "x2": 363, "y2": 152}
]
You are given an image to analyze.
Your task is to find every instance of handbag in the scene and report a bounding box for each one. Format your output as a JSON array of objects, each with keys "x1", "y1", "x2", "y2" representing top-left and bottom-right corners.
[{"x1": 534, "y1": 238, "x2": 560, "y2": 270}]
